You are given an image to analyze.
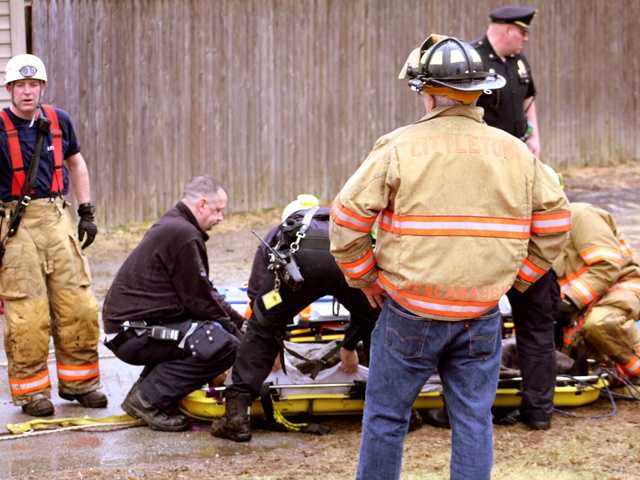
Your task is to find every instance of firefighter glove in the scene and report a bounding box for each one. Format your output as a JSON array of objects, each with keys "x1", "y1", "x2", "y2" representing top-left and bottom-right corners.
[
  {"x1": 559, "y1": 298, "x2": 579, "y2": 316},
  {"x1": 556, "y1": 298, "x2": 579, "y2": 327},
  {"x1": 77, "y1": 202, "x2": 98, "y2": 249}
]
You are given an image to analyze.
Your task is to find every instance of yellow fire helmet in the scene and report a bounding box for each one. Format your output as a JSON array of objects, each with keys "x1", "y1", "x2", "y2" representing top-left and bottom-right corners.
[
  {"x1": 281, "y1": 194, "x2": 320, "y2": 221},
  {"x1": 4, "y1": 53, "x2": 47, "y2": 85}
]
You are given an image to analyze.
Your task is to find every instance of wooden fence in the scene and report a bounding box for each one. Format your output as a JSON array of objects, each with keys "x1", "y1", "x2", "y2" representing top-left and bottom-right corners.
[{"x1": 31, "y1": 0, "x2": 640, "y2": 227}]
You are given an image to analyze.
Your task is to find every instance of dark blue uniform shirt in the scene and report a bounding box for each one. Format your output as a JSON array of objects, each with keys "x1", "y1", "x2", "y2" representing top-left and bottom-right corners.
[
  {"x1": 473, "y1": 36, "x2": 536, "y2": 139},
  {"x1": 0, "y1": 106, "x2": 80, "y2": 201}
]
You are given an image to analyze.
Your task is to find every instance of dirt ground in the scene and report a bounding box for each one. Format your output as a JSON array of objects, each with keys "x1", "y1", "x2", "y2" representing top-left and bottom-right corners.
[{"x1": 18, "y1": 164, "x2": 640, "y2": 479}]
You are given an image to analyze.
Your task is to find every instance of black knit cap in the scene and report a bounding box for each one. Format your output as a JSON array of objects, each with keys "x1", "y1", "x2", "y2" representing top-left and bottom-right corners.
[{"x1": 489, "y1": 6, "x2": 536, "y2": 30}]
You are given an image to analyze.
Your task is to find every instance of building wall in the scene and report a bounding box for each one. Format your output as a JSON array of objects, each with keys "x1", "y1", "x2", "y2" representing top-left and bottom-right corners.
[
  {"x1": 31, "y1": 0, "x2": 640, "y2": 227},
  {"x1": 0, "y1": 0, "x2": 26, "y2": 107}
]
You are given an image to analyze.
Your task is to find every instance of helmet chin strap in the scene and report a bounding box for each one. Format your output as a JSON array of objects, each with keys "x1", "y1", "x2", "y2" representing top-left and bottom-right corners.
[{"x1": 28, "y1": 98, "x2": 44, "y2": 128}]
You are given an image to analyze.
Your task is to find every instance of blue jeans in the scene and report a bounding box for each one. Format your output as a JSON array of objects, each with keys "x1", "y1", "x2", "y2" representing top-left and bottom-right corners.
[{"x1": 356, "y1": 299, "x2": 502, "y2": 480}]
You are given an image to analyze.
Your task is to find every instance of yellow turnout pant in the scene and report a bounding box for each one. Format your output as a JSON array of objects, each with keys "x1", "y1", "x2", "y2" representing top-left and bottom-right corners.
[
  {"x1": 0, "y1": 198, "x2": 100, "y2": 405},
  {"x1": 571, "y1": 280, "x2": 640, "y2": 378}
]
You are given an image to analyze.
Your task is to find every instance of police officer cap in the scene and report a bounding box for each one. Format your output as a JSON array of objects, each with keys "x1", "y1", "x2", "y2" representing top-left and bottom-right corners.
[{"x1": 489, "y1": 6, "x2": 536, "y2": 30}]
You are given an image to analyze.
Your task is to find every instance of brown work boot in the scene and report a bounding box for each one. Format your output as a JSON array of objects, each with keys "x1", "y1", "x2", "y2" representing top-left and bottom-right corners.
[
  {"x1": 59, "y1": 390, "x2": 108, "y2": 408},
  {"x1": 21, "y1": 397, "x2": 54, "y2": 417},
  {"x1": 211, "y1": 390, "x2": 252, "y2": 442},
  {"x1": 121, "y1": 383, "x2": 188, "y2": 432}
]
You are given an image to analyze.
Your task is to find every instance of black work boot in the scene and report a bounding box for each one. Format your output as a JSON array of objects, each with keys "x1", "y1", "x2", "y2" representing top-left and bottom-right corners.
[
  {"x1": 211, "y1": 390, "x2": 252, "y2": 442},
  {"x1": 518, "y1": 411, "x2": 551, "y2": 431},
  {"x1": 121, "y1": 382, "x2": 188, "y2": 432},
  {"x1": 21, "y1": 397, "x2": 54, "y2": 417},
  {"x1": 60, "y1": 390, "x2": 108, "y2": 408},
  {"x1": 498, "y1": 408, "x2": 551, "y2": 430}
]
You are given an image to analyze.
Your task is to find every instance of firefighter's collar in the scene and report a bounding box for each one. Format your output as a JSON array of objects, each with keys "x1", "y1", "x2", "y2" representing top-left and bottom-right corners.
[{"x1": 417, "y1": 105, "x2": 484, "y2": 124}]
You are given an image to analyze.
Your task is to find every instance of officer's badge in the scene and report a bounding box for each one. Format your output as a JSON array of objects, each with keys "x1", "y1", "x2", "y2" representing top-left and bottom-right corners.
[
  {"x1": 19, "y1": 65, "x2": 37, "y2": 78},
  {"x1": 517, "y1": 59, "x2": 529, "y2": 82}
]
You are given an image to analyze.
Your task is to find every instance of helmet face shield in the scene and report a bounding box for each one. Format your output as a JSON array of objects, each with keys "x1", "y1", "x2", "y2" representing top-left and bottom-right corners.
[{"x1": 401, "y1": 36, "x2": 505, "y2": 93}]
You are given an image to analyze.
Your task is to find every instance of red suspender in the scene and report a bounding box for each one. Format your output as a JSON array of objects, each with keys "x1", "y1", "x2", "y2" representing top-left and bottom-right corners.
[
  {"x1": 0, "y1": 105, "x2": 64, "y2": 197},
  {"x1": 0, "y1": 110, "x2": 27, "y2": 196},
  {"x1": 41, "y1": 104, "x2": 63, "y2": 194}
]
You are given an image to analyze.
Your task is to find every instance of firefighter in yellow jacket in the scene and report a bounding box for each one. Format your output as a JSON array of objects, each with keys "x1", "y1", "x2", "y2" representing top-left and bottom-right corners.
[
  {"x1": 554, "y1": 202, "x2": 640, "y2": 382},
  {"x1": 330, "y1": 36, "x2": 570, "y2": 480},
  {"x1": 0, "y1": 54, "x2": 106, "y2": 416}
]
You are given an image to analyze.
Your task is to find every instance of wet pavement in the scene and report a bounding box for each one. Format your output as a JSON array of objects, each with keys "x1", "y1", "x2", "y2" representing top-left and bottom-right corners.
[
  {"x1": 0, "y1": 338, "x2": 308, "y2": 479},
  {"x1": 0, "y1": 337, "x2": 143, "y2": 478}
]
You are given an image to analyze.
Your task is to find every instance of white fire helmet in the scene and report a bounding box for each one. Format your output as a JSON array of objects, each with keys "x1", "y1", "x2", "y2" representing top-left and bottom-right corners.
[
  {"x1": 281, "y1": 194, "x2": 320, "y2": 221},
  {"x1": 4, "y1": 54, "x2": 48, "y2": 86}
]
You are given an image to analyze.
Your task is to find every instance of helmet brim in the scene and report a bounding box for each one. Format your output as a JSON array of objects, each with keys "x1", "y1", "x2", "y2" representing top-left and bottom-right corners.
[{"x1": 430, "y1": 73, "x2": 506, "y2": 92}]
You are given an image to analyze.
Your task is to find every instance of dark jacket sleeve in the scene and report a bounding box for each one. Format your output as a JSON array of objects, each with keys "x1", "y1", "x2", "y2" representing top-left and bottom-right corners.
[
  {"x1": 247, "y1": 226, "x2": 280, "y2": 304},
  {"x1": 169, "y1": 240, "x2": 240, "y2": 336},
  {"x1": 522, "y1": 54, "x2": 536, "y2": 98},
  {"x1": 212, "y1": 287, "x2": 246, "y2": 330},
  {"x1": 247, "y1": 245, "x2": 270, "y2": 304}
]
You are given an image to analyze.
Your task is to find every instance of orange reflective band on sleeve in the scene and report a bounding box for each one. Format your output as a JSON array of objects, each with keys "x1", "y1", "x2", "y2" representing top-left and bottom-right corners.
[
  {"x1": 517, "y1": 258, "x2": 546, "y2": 283},
  {"x1": 563, "y1": 278, "x2": 598, "y2": 305},
  {"x1": 558, "y1": 266, "x2": 589, "y2": 288},
  {"x1": 579, "y1": 245, "x2": 624, "y2": 265},
  {"x1": 57, "y1": 362, "x2": 100, "y2": 382},
  {"x1": 338, "y1": 248, "x2": 376, "y2": 279},
  {"x1": 559, "y1": 266, "x2": 599, "y2": 305},
  {"x1": 10, "y1": 370, "x2": 51, "y2": 396},
  {"x1": 379, "y1": 211, "x2": 530, "y2": 239},
  {"x1": 41, "y1": 105, "x2": 64, "y2": 194},
  {"x1": 378, "y1": 273, "x2": 497, "y2": 319},
  {"x1": 531, "y1": 211, "x2": 571, "y2": 234},
  {"x1": 331, "y1": 202, "x2": 377, "y2": 233},
  {"x1": 619, "y1": 354, "x2": 640, "y2": 377}
]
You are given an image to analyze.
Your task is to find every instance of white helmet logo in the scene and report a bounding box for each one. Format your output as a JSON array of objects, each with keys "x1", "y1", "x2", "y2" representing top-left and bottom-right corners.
[{"x1": 19, "y1": 65, "x2": 37, "y2": 78}]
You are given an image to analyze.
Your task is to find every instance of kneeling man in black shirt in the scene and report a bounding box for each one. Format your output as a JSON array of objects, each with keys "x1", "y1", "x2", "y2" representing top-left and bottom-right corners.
[{"x1": 103, "y1": 175, "x2": 244, "y2": 431}]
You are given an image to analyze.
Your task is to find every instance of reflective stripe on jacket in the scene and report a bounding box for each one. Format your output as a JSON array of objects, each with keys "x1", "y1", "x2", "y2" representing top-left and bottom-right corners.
[
  {"x1": 330, "y1": 105, "x2": 570, "y2": 320},
  {"x1": 553, "y1": 202, "x2": 640, "y2": 310}
]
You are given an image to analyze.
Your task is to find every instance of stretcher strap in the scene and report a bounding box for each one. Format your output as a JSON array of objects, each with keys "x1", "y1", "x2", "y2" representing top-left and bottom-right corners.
[
  {"x1": 272, "y1": 402, "x2": 307, "y2": 432},
  {"x1": 258, "y1": 387, "x2": 330, "y2": 435}
]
